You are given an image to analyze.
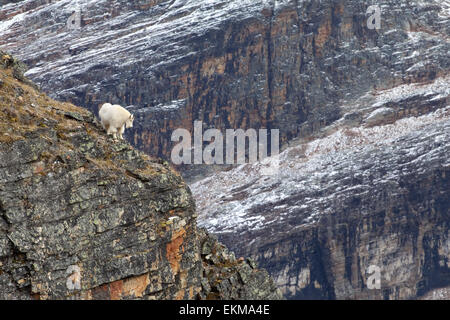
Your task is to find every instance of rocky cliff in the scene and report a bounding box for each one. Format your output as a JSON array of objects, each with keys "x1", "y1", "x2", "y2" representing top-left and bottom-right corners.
[
  {"x1": 0, "y1": 53, "x2": 282, "y2": 300},
  {"x1": 1, "y1": 0, "x2": 449, "y2": 300},
  {"x1": 1, "y1": 0, "x2": 448, "y2": 180},
  {"x1": 193, "y1": 95, "x2": 450, "y2": 299}
]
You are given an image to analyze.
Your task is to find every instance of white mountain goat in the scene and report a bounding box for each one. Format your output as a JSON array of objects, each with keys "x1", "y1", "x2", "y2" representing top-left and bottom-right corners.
[{"x1": 99, "y1": 103, "x2": 134, "y2": 140}]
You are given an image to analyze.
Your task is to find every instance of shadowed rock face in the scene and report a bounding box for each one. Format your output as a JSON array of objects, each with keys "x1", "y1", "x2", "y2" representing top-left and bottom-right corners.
[
  {"x1": 193, "y1": 93, "x2": 450, "y2": 299},
  {"x1": 1, "y1": 0, "x2": 448, "y2": 180},
  {"x1": 0, "y1": 54, "x2": 282, "y2": 300},
  {"x1": 1, "y1": 0, "x2": 449, "y2": 300},
  {"x1": 191, "y1": 76, "x2": 450, "y2": 299},
  {"x1": 0, "y1": 1, "x2": 23, "y2": 6}
]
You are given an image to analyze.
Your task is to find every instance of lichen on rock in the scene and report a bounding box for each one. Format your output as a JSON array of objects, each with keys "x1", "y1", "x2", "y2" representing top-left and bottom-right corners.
[{"x1": 0, "y1": 54, "x2": 282, "y2": 300}]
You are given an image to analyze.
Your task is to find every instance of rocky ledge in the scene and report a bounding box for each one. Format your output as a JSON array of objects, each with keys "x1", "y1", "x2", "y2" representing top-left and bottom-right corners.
[
  {"x1": 0, "y1": 53, "x2": 282, "y2": 300},
  {"x1": 2, "y1": 0, "x2": 448, "y2": 182}
]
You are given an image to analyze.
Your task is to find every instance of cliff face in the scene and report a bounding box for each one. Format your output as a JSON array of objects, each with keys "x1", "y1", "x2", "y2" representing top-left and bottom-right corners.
[
  {"x1": 0, "y1": 54, "x2": 281, "y2": 300},
  {"x1": 192, "y1": 80, "x2": 450, "y2": 299},
  {"x1": 0, "y1": 1, "x2": 23, "y2": 6},
  {"x1": 1, "y1": 0, "x2": 449, "y2": 301},
  {"x1": 1, "y1": 0, "x2": 448, "y2": 178}
]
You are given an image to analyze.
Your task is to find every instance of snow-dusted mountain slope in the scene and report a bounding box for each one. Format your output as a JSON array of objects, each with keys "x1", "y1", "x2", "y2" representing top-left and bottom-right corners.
[
  {"x1": 192, "y1": 76, "x2": 450, "y2": 299},
  {"x1": 1, "y1": 0, "x2": 449, "y2": 300}
]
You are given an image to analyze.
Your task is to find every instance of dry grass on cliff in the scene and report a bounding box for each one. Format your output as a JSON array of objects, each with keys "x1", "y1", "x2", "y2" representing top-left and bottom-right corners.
[
  {"x1": 0, "y1": 65, "x2": 92, "y2": 144},
  {"x1": 0, "y1": 62, "x2": 166, "y2": 182}
]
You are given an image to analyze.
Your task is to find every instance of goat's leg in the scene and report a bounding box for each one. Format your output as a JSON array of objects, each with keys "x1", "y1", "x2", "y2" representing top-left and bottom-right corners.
[
  {"x1": 108, "y1": 126, "x2": 118, "y2": 141},
  {"x1": 119, "y1": 125, "x2": 125, "y2": 140}
]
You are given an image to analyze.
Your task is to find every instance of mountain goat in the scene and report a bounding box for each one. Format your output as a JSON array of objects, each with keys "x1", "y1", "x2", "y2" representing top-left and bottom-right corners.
[{"x1": 99, "y1": 103, "x2": 134, "y2": 140}]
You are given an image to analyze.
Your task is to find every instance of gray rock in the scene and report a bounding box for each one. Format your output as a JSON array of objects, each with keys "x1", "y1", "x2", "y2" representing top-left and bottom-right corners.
[
  {"x1": 1, "y1": 0, "x2": 448, "y2": 181},
  {"x1": 0, "y1": 60, "x2": 282, "y2": 300}
]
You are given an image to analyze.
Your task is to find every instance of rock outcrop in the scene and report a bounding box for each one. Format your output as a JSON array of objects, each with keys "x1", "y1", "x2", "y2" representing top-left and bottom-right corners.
[
  {"x1": 1, "y1": 0, "x2": 448, "y2": 180},
  {"x1": 0, "y1": 53, "x2": 282, "y2": 300}
]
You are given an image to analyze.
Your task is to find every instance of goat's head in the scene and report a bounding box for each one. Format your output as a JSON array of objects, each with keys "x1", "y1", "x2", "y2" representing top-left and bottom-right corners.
[{"x1": 125, "y1": 114, "x2": 134, "y2": 128}]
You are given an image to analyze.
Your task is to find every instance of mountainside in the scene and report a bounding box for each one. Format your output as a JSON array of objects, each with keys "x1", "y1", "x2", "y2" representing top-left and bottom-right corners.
[
  {"x1": 0, "y1": 53, "x2": 282, "y2": 300},
  {"x1": 1, "y1": 0, "x2": 449, "y2": 179},
  {"x1": 193, "y1": 88, "x2": 450, "y2": 299},
  {"x1": 1, "y1": 0, "x2": 449, "y2": 300}
]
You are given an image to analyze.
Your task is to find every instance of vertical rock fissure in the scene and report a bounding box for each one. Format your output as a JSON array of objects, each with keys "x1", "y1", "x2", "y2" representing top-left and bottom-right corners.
[{"x1": 265, "y1": 0, "x2": 275, "y2": 131}]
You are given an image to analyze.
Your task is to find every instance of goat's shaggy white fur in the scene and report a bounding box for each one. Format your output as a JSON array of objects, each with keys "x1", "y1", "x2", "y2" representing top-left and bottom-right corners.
[{"x1": 99, "y1": 103, "x2": 134, "y2": 140}]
